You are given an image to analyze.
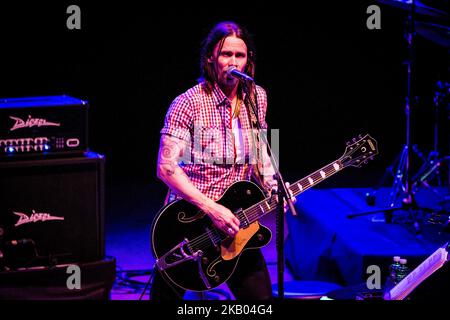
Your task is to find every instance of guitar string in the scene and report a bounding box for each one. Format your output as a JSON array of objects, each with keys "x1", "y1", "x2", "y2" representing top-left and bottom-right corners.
[
  {"x1": 245, "y1": 146, "x2": 376, "y2": 221},
  {"x1": 169, "y1": 144, "x2": 370, "y2": 253},
  {"x1": 188, "y1": 190, "x2": 282, "y2": 251},
  {"x1": 189, "y1": 162, "x2": 363, "y2": 251},
  {"x1": 189, "y1": 166, "x2": 343, "y2": 251},
  {"x1": 242, "y1": 166, "x2": 338, "y2": 220},
  {"x1": 188, "y1": 209, "x2": 248, "y2": 250},
  {"x1": 186, "y1": 205, "x2": 251, "y2": 250},
  {"x1": 186, "y1": 146, "x2": 370, "y2": 250},
  {"x1": 188, "y1": 165, "x2": 347, "y2": 251},
  {"x1": 189, "y1": 145, "x2": 374, "y2": 250},
  {"x1": 238, "y1": 167, "x2": 337, "y2": 224},
  {"x1": 188, "y1": 166, "x2": 339, "y2": 251}
]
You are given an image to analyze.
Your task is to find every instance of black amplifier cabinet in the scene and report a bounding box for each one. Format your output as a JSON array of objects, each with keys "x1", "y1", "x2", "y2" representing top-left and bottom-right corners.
[
  {"x1": 0, "y1": 152, "x2": 105, "y2": 270},
  {"x1": 0, "y1": 95, "x2": 88, "y2": 159}
]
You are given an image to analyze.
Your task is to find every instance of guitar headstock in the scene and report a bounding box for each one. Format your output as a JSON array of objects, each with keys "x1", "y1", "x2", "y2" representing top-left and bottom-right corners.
[{"x1": 340, "y1": 134, "x2": 378, "y2": 168}]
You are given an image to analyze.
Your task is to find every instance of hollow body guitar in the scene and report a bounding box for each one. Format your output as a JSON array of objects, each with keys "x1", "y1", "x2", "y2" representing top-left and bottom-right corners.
[{"x1": 151, "y1": 134, "x2": 378, "y2": 291}]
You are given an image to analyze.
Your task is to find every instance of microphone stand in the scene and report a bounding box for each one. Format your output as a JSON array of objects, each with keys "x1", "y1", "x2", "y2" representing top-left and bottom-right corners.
[{"x1": 241, "y1": 80, "x2": 298, "y2": 300}]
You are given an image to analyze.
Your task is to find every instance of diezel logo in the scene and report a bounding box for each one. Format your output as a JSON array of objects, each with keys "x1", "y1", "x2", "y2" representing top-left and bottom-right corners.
[
  {"x1": 13, "y1": 210, "x2": 65, "y2": 227},
  {"x1": 9, "y1": 115, "x2": 60, "y2": 131}
]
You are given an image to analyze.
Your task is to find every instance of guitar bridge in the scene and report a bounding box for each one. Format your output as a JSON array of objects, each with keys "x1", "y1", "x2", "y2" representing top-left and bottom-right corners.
[
  {"x1": 156, "y1": 238, "x2": 196, "y2": 270},
  {"x1": 156, "y1": 238, "x2": 212, "y2": 289}
]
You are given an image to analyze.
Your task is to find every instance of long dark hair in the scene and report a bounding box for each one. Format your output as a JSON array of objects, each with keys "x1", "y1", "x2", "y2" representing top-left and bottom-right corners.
[{"x1": 199, "y1": 21, "x2": 256, "y2": 93}]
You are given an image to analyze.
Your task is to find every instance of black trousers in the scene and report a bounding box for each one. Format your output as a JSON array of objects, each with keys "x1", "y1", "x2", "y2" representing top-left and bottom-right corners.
[{"x1": 150, "y1": 248, "x2": 273, "y2": 300}]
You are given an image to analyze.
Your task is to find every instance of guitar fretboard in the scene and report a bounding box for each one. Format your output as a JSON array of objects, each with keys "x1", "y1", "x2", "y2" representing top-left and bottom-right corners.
[
  {"x1": 240, "y1": 159, "x2": 344, "y2": 225},
  {"x1": 183, "y1": 134, "x2": 378, "y2": 254}
]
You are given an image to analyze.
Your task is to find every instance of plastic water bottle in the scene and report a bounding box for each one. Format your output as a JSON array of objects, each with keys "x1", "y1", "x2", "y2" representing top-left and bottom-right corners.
[
  {"x1": 396, "y1": 258, "x2": 410, "y2": 283},
  {"x1": 385, "y1": 256, "x2": 401, "y2": 291}
]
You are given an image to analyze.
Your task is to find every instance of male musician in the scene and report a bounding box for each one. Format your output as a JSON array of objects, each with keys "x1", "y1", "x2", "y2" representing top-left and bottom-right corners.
[{"x1": 151, "y1": 21, "x2": 291, "y2": 300}]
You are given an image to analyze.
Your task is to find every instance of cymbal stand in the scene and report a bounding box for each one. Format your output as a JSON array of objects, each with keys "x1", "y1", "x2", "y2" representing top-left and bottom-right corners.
[
  {"x1": 412, "y1": 81, "x2": 450, "y2": 194},
  {"x1": 382, "y1": 0, "x2": 417, "y2": 211}
]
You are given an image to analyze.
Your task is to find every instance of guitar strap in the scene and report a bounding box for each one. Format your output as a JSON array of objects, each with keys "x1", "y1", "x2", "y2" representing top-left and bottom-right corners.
[
  {"x1": 163, "y1": 189, "x2": 171, "y2": 205},
  {"x1": 244, "y1": 87, "x2": 265, "y2": 190}
]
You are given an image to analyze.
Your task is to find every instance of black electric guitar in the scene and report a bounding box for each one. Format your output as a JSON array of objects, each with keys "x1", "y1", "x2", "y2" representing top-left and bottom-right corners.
[{"x1": 150, "y1": 134, "x2": 378, "y2": 292}]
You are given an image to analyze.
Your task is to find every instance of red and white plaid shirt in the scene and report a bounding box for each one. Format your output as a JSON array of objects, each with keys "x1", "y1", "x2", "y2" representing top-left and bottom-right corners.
[{"x1": 161, "y1": 81, "x2": 268, "y2": 201}]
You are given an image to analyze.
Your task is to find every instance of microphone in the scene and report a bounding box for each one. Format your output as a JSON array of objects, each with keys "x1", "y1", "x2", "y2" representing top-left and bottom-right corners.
[{"x1": 227, "y1": 66, "x2": 254, "y2": 82}]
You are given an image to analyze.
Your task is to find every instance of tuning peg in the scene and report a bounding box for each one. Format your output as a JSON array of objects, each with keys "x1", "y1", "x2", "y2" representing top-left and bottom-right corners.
[
  {"x1": 358, "y1": 134, "x2": 363, "y2": 139},
  {"x1": 352, "y1": 137, "x2": 357, "y2": 143},
  {"x1": 346, "y1": 141, "x2": 351, "y2": 146}
]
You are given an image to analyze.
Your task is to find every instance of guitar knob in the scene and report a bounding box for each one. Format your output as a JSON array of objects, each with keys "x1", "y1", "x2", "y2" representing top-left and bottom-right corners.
[
  {"x1": 202, "y1": 257, "x2": 209, "y2": 264},
  {"x1": 246, "y1": 189, "x2": 252, "y2": 196},
  {"x1": 214, "y1": 276, "x2": 220, "y2": 282},
  {"x1": 257, "y1": 233, "x2": 264, "y2": 241}
]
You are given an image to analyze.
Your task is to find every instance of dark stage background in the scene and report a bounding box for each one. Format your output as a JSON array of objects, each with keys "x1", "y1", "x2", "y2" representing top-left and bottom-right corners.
[{"x1": 1, "y1": 1, "x2": 448, "y2": 194}]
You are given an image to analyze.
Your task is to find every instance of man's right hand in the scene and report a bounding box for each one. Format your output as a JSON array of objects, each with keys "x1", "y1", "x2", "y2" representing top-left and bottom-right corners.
[{"x1": 205, "y1": 201, "x2": 240, "y2": 237}]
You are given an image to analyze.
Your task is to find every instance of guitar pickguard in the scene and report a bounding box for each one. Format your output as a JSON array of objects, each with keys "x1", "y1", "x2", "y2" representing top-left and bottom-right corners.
[{"x1": 221, "y1": 221, "x2": 260, "y2": 260}]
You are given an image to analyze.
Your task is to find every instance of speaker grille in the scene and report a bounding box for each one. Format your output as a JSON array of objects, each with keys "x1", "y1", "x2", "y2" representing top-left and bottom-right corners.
[{"x1": 0, "y1": 152, "x2": 105, "y2": 269}]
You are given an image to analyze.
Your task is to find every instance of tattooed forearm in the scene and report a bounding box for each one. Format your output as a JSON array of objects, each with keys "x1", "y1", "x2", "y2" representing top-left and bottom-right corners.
[
  {"x1": 157, "y1": 135, "x2": 186, "y2": 177},
  {"x1": 161, "y1": 165, "x2": 175, "y2": 176},
  {"x1": 160, "y1": 143, "x2": 178, "y2": 176},
  {"x1": 160, "y1": 140, "x2": 178, "y2": 161}
]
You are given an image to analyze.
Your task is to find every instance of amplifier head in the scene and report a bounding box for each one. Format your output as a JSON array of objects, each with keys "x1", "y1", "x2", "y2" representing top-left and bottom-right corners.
[{"x1": 0, "y1": 95, "x2": 89, "y2": 159}]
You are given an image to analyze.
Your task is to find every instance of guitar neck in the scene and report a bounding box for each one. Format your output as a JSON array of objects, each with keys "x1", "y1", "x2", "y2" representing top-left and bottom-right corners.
[{"x1": 242, "y1": 158, "x2": 345, "y2": 224}]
